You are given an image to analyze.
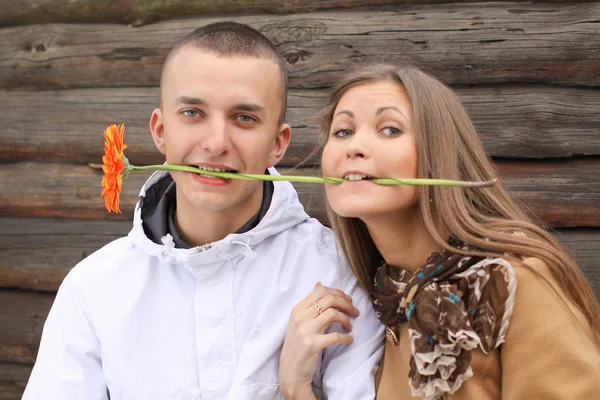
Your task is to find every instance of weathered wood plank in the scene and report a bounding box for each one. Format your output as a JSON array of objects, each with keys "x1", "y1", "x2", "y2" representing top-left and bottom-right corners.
[
  {"x1": 494, "y1": 158, "x2": 600, "y2": 227},
  {"x1": 1, "y1": 3, "x2": 599, "y2": 90},
  {"x1": 0, "y1": 363, "x2": 29, "y2": 399},
  {"x1": 0, "y1": 87, "x2": 321, "y2": 167},
  {"x1": 0, "y1": 362, "x2": 31, "y2": 384},
  {"x1": 0, "y1": 290, "x2": 54, "y2": 365},
  {"x1": 0, "y1": 380, "x2": 25, "y2": 400},
  {"x1": 1, "y1": 0, "x2": 594, "y2": 27},
  {"x1": 0, "y1": 229, "x2": 597, "y2": 368},
  {"x1": 0, "y1": 158, "x2": 598, "y2": 226},
  {"x1": 0, "y1": 230, "x2": 600, "y2": 368},
  {"x1": 2, "y1": 219, "x2": 597, "y2": 294},
  {"x1": 0, "y1": 217, "x2": 131, "y2": 292},
  {"x1": 555, "y1": 229, "x2": 600, "y2": 299},
  {"x1": 0, "y1": 217, "x2": 130, "y2": 291},
  {"x1": 2, "y1": 85, "x2": 599, "y2": 166}
]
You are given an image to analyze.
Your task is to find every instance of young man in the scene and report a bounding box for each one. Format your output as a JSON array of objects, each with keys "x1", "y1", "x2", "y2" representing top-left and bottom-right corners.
[{"x1": 23, "y1": 22, "x2": 384, "y2": 399}]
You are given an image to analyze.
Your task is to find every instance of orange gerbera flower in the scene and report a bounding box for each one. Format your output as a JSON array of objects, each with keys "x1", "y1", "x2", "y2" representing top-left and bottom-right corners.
[{"x1": 101, "y1": 124, "x2": 128, "y2": 213}]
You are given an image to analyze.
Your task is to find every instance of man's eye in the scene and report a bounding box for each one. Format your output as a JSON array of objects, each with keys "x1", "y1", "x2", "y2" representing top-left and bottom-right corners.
[
  {"x1": 183, "y1": 110, "x2": 199, "y2": 118},
  {"x1": 237, "y1": 114, "x2": 255, "y2": 123},
  {"x1": 381, "y1": 126, "x2": 401, "y2": 136},
  {"x1": 333, "y1": 129, "x2": 353, "y2": 137}
]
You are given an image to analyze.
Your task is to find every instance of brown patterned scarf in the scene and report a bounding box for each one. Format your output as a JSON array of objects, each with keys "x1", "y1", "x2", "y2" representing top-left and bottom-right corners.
[{"x1": 371, "y1": 239, "x2": 516, "y2": 400}]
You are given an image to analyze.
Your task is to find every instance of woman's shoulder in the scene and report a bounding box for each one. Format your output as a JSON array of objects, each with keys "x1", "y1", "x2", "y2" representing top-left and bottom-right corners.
[
  {"x1": 502, "y1": 255, "x2": 557, "y2": 290},
  {"x1": 504, "y1": 255, "x2": 566, "y2": 308},
  {"x1": 499, "y1": 258, "x2": 600, "y2": 398},
  {"x1": 516, "y1": 255, "x2": 552, "y2": 274},
  {"x1": 504, "y1": 255, "x2": 596, "y2": 340}
]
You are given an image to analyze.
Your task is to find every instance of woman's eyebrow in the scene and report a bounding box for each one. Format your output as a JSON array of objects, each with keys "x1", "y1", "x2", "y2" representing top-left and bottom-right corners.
[
  {"x1": 333, "y1": 110, "x2": 354, "y2": 118},
  {"x1": 376, "y1": 106, "x2": 407, "y2": 119}
]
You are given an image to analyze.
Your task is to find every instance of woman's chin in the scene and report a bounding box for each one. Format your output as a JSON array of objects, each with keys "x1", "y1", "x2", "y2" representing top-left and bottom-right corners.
[{"x1": 329, "y1": 203, "x2": 375, "y2": 220}]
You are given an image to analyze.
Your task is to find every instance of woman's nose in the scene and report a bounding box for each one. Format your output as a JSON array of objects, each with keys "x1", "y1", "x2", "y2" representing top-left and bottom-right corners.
[{"x1": 346, "y1": 131, "x2": 368, "y2": 159}]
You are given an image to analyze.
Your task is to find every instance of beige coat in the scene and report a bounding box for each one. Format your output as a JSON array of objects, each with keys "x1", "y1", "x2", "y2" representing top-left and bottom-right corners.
[{"x1": 376, "y1": 257, "x2": 600, "y2": 399}]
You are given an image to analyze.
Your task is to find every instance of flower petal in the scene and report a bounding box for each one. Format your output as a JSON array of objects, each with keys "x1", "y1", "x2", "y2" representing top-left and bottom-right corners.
[{"x1": 101, "y1": 124, "x2": 127, "y2": 213}]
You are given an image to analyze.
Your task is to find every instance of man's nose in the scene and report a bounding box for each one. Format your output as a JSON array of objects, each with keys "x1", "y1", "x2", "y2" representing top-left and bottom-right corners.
[{"x1": 202, "y1": 117, "x2": 232, "y2": 155}]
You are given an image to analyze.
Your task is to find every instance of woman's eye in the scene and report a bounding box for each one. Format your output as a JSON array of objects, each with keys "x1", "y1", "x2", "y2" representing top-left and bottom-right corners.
[
  {"x1": 183, "y1": 110, "x2": 199, "y2": 118},
  {"x1": 381, "y1": 126, "x2": 401, "y2": 136},
  {"x1": 333, "y1": 129, "x2": 353, "y2": 137}
]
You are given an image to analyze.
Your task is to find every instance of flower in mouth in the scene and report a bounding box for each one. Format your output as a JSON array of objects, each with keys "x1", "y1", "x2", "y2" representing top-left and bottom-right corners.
[
  {"x1": 101, "y1": 124, "x2": 128, "y2": 213},
  {"x1": 192, "y1": 165, "x2": 237, "y2": 179},
  {"x1": 98, "y1": 123, "x2": 496, "y2": 213},
  {"x1": 344, "y1": 173, "x2": 375, "y2": 181}
]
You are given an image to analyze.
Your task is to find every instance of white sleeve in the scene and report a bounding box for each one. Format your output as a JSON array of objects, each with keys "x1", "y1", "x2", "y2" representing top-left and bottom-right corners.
[
  {"x1": 320, "y1": 274, "x2": 385, "y2": 399},
  {"x1": 22, "y1": 272, "x2": 109, "y2": 400}
]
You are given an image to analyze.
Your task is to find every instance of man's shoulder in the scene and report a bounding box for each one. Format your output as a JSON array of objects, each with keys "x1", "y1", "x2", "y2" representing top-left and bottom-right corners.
[
  {"x1": 284, "y1": 218, "x2": 337, "y2": 256},
  {"x1": 268, "y1": 218, "x2": 353, "y2": 286},
  {"x1": 65, "y1": 235, "x2": 142, "y2": 288}
]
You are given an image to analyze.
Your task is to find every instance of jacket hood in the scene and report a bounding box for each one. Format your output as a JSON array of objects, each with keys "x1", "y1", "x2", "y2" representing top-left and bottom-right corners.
[{"x1": 127, "y1": 167, "x2": 311, "y2": 265}]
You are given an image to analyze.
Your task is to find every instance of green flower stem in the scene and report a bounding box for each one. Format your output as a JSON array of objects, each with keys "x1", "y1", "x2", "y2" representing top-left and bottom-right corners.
[
  {"x1": 128, "y1": 164, "x2": 497, "y2": 188},
  {"x1": 370, "y1": 178, "x2": 497, "y2": 188}
]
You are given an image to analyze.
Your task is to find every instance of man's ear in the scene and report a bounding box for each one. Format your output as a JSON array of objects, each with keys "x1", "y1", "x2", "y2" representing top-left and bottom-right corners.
[
  {"x1": 267, "y1": 123, "x2": 292, "y2": 168},
  {"x1": 149, "y1": 108, "x2": 166, "y2": 155}
]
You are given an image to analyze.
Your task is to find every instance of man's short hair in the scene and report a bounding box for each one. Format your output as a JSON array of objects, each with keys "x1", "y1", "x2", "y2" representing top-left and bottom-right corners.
[{"x1": 162, "y1": 21, "x2": 288, "y2": 125}]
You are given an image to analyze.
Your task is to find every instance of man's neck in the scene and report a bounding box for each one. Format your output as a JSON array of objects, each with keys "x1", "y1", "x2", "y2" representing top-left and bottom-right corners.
[
  {"x1": 363, "y1": 208, "x2": 447, "y2": 271},
  {"x1": 174, "y1": 188, "x2": 264, "y2": 247}
]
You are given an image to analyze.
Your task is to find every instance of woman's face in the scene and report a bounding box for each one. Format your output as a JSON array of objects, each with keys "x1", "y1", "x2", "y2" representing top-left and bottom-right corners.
[{"x1": 322, "y1": 80, "x2": 419, "y2": 220}]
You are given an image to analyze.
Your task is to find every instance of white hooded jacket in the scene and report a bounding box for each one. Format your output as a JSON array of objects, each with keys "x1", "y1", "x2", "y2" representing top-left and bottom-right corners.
[{"x1": 23, "y1": 169, "x2": 384, "y2": 400}]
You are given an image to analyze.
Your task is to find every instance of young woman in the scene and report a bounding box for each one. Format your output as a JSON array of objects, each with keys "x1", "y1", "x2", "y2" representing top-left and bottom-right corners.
[{"x1": 279, "y1": 63, "x2": 600, "y2": 399}]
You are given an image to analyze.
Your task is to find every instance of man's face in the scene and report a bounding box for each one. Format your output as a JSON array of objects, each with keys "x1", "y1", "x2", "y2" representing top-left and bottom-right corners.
[{"x1": 150, "y1": 48, "x2": 290, "y2": 219}]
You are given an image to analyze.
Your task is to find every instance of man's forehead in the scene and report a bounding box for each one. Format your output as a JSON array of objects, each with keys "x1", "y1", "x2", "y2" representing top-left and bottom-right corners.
[
  {"x1": 160, "y1": 48, "x2": 283, "y2": 106},
  {"x1": 163, "y1": 46, "x2": 280, "y2": 80}
]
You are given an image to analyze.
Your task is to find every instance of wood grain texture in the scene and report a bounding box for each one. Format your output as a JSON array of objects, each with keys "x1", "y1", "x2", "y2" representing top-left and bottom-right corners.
[
  {"x1": 0, "y1": 381, "x2": 26, "y2": 400},
  {"x1": 1, "y1": 2, "x2": 599, "y2": 399},
  {"x1": 0, "y1": 157, "x2": 598, "y2": 223},
  {"x1": 1, "y1": 0, "x2": 595, "y2": 27},
  {"x1": 2, "y1": 85, "x2": 599, "y2": 166},
  {"x1": 555, "y1": 229, "x2": 600, "y2": 299},
  {"x1": 0, "y1": 290, "x2": 54, "y2": 365},
  {"x1": 1, "y1": 216, "x2": 597, "y2": 293},
  {"x1": 1, "y1": 3, "x2": 599, "y2": 90},
  {"x1": 0, "y1": 363, "x2": 29, "y2": 399},
  {"x1": 494, "y1": 158, "x2": 600, "y2": 227},
  {"x1": 0, "y1": 217, "x2": 131, "y2": 291},
  {"x1": 0, "y1": 229, "x2": 597, "y2": 370}
]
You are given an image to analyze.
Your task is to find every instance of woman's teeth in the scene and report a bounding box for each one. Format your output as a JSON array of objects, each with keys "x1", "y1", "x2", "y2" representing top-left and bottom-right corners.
[{"x1": 344, "y1": 173, "x2": 373, "y2": 181}]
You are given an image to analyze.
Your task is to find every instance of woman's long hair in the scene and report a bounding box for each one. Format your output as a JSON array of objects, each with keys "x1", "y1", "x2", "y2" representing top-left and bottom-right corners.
[{"x1": 319, "y1": 63, "x2": 600, "y2": 337}]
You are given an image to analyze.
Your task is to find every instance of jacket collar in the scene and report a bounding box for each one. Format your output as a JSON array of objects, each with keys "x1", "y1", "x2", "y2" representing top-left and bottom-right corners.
[{"x1": 128, "y1": 167, "x2": 310, "y2": 266}]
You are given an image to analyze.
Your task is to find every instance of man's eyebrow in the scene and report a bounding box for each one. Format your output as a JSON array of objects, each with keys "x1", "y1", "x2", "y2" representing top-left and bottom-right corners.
[
  {"x1": 333, "y1": 110, "x2": 354, "y2": 118},
  {"x1": 175, "y1": 96, "x2": 206, "y2": 106},
  {"x1": 233, "y1": 103, "x2": 265, "y2": 113},
  {"x1": 376, "y1": 106, "x2": 407, "y2": 119}
]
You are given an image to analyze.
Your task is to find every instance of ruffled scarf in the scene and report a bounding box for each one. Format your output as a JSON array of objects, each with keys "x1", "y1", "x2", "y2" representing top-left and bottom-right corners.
[{"x1": 371, "y1": 239, "x2": 517, "y2": 399}]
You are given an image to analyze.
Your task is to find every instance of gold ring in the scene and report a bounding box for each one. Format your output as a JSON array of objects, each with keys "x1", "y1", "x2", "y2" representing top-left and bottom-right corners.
[{"x1": 313, "y1": 301, "x2": 323, "y2": 315}]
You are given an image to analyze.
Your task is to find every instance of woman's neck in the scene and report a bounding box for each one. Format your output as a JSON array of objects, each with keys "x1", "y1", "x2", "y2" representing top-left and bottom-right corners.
[{"x1": 362, "y1": 208, "x2": 446, "y2": 271}]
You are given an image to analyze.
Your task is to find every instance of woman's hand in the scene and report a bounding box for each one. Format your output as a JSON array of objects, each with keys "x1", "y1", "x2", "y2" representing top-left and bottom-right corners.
[{"x1": 279, "y1": 282, "x2": 360, "y2": 399}]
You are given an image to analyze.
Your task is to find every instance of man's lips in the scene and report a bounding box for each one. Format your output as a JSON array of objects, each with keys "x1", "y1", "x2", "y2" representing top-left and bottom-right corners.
[{"x1": 186, "y1": 164, "x2": 239, "y2": 181}]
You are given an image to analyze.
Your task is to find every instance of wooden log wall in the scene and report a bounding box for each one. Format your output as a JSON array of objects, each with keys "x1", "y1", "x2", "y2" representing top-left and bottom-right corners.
[{"x1": 1, "y1": 1, "x2": 599, "y2": 397}]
